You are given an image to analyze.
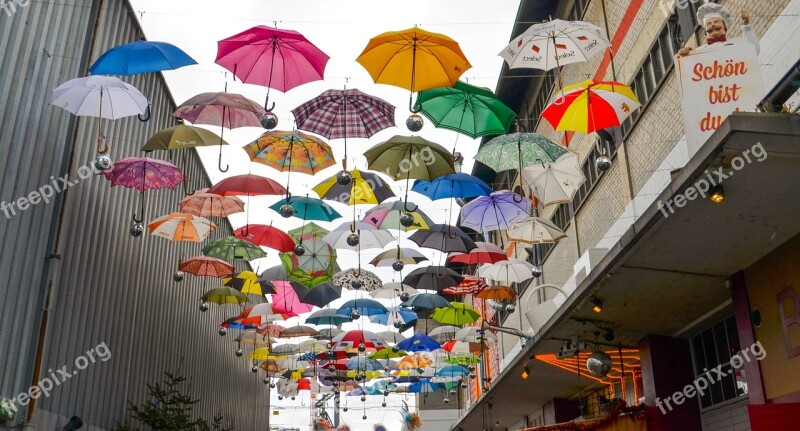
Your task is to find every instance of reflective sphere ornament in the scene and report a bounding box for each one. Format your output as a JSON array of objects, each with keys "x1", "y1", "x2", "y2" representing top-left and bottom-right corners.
[
  {"x1": 270, "y1": 383, "x2": 276, "y2": 388},
  {"x1": 235, "y1": 349, "x2": 243, "y2": 357},
  {"x1": 596, "y1": 155, "x2": 612, "y2": 172},
  {"x1": 346, "y1": 233, "x2": 360, "y2": 247},
  {"x1": 130, "y1": 222, "x2": 144, "y2": 237},
  {"x1": 199, "y1": 302, "x2": 209, "y2": 312},
  {"x1": 587, "y1": 351, "x2": 613, "y2": 377},
  {"x1": 406, "y1": 114, "x2": 424, "y2": 132},
  {"x1": 382, "y1": 402, "x2": 387, "y2": 407},
  {"x1": 93, "y1": 154, "x2": 113, "y2": 172},
  {"x1": 383, "y1": 390, "x2": 390, "y2": 397},
  {"x1": 279, "y1": 204, "x2": 295, "y2": 218},
  {"x1": 469, "y1": 373, "x2": 476, "y2": 379},
  {"x1": 251, "y1": 365, "x2": 259, "y2": 373},
  {"x1": 263, "y1": 377, "x2": 270, "y2": 384},
  {"x1": 443, "y1": 397, "x2": 450, "y2": 404},
  {"x1": 336, "y1": 170, "x2": 352, "y2": 186},
  {"x1": 342, "y1": 407, "x2": 348, "y2": 412},
  {"x1": 362, "y1": 415, "x2": 367, "y2": 421},
  {"x1": 393, "y1": 320, "x2": 403, "y2": 329},
  {"x1": 293, "y1": 243, "x2": 306, "y2": 256},
  {"x1": 350, "y1": 310, "x2": 361, "y2": 320},
  {"x1": 173, "y1": 271, "x2": 184, "y2": 282},
  {"x1": 505, "y1": 303, "x2": 515, "y2": 313},
  {"x1": 260, "y1": 112, "x2": 278, "y2": 129},
  {"x1": 358, "y1": 342, "x2": 366, "y2": 352},
  {"x1": 392, "y1": 259, "x2": 405, "y2": 271},
  {"x1": 467, "y1": 365, "x2": 476, "y2": 372},
  {"x1": 450, "y1": 389, "x2": 457, "y2": 395},
  {"x1": 399, "y1": 212, "x2": 415, "y2": 227},
  {"x1": 399, "y1": 292, "x2": 410, "y2": 302},
  {"x1": 360, "y1": 396, "x2": 366, "y2": 402},
  {"x1": 218, "y1": 327, "x2": 227, "y2": 336},
  {"x1": 531, "y1": 265, "x2": 543, "y2": 278},
  {"x1": 278, "y1": 395, "x2": 283, "y2": 400},
  {"x1": 291, "y1": 396, "x2": 295, "y2": 401},
  {"x1": 351, "y1": 279, "x2": 363, "y2": 289}
]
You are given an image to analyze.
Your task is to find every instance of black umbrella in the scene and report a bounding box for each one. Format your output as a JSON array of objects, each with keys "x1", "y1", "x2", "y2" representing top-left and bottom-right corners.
[
  {"x1": 296, "y1": 282, "x2": 342, "y2": 308},
  {"x1": 403, "y1": 266, "x2": 464, "y2": 292},
  {"x1": 408, "y1": 224, "x2": 477, "y2": 253},
  {"x1": 400, "y1": 293, "x2": 451, "y2": 310}
]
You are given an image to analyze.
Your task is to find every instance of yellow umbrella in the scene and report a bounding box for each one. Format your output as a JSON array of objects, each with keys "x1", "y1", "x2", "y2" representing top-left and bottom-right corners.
[
  {"x1": 147, "y1": 212, "x2": 217, "y2": 242},
  {"x1": 249, "y1": 347, "x2": 284, "y2": 361},
  {"x1": 542, "y1": 79, "x2": 640, "y2": 134},
  {"x1": 223, "y1": 271, "x2": 268, "y2": 295}
]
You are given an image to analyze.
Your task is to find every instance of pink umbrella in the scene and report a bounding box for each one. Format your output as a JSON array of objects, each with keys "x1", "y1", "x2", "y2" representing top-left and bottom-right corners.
[
  {"x1": 103, "y1": 157, "x2": 184, "y2": 227},
  {"x1": 215, "y1": 26, "x2": 330, "y2": 112},
  {"x1": 270, "y1": 280, "x2": 313, "y2": 317}
]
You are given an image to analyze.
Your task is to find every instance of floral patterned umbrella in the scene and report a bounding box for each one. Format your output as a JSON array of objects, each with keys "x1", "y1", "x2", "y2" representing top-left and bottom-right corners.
[
  {"x1": 103, "y1": 157, "x2": 184, "y2": 226},
  {"x1": 178, "y1": 188, "x2": 244, "y2": 217},
  {"x1": 202, "y1": 236, "x2": 267, "y2": 261},
  {"x1": 244, "y1": 130, "x2": 336, "y2": 179},
  {"x1": 280, "y1": 238, "x2": 336, "y2": 287},
  {"x1": 179, "y1": 256, "x2": 234, "y2": 278}
]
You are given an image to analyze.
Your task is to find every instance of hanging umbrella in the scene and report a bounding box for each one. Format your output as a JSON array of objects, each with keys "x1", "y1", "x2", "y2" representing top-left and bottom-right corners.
[
  {"x1": 460, "y1": 191, "x2": 531, "y2": 234},
  {"x1": 403, "y1": 266, "x2": 464, "y2": 292},
  {"x1": 51, "y1": 76, "x2": 148, "y2": 120},
  {"x1": 332, "y1": 268, "x2": 383, "y2": 292},
  {"x1": 270, "y1": 280, "x2": 314, "y2": 317},
  {"x1": 427, "y1": 326, "x2": 460, "y2": 343},
  {"x1": 500, "y1": 19, "x2": 610, "y2": 71},
  {"x1": 475, "y1": 132, "x2": 567, "y2": 173},
  {"x1": 408, "y1": 379, "x2": 445, "y2": 393},
  {"x1": 234, "y1": 224, "x2": 295, "y2": 253},
  {"x1": 478, "y1": 259, "x2": 535, "y2": 284},
  {"x1": 207, "y1": 173, "x2": 287, "y2": 197},
  {"x1": 297, "y1": 282, "x2": 342, "y2": 308},
  {"x1": 408, "y1": 224, "x2": 477, "y2": 253},
  {"x1": 237, "y1": 303, "x2": 284, "y2": 325},
  {"x1": 313, "y1": 169, "x2": 395, "y2": 205},
  {"x1": 141, "y1": 124, "x2": 227, "y2": 151},
  {"x1": 235, "y1": 330, "x2": 273, "y2": 346},
  {"x1": 203, "y1": 236, "x2": 267, "y2": 261},
  {"x1": 400, "y1": 293, "x2": 451, "y2": 310},
  {"x1": 103, "y1": 157, "x2": 184, "y2": 224},
  {"x1": 336, "y1": 299, "x2": 389, "y2": 317},
  {"x1": 364, "y1": 136, "x2": 455, "y2": 181},
  {"x1": 397, "y1": 333, "x2": 441, "y2": 353},
  {"x1": 542, "y1": 79, "x2": 641, "y2": 134},
  {"x1": 288, "y1": 222, "x2": 330, "y2": 242},
  {"x1": 370, "y1": 347, "x2": 407, "y2": 359},
  {"x1": 347, "y1": 357, "x2": 384, "y2": 372},
  {"x1": 201, "y1": 287, "x2": 249, "y2": 305},
  {"x1": 369, "y1": 283, "x2": 418, "y2": 299},
  {"x1": 411, "y1": 173, "x2": 492, "y2": 201},
  {"x1": 363, "y1": 200, "x2": 434, "y2": 231},
  {"x1": 370, "y1": 248, "x2": 428, "y2": 267},
  {"x1": 244, "y1": 130, "x2": 336, "y2": 185},
  {"x1": 89, "y1": 40, "x2": 197, "y2": 75},
  {"x1": 440, "y1": 275, "x2": 489, "y2": 296},
  {"x1": 305, "y1": 308, "x2": 352, "y2": 326},
  {"x1": 292, "y1": 88, "x2": 396, "y2": 168},
  {"x1": 431, "y1": 302, "x2": 481, "y2": 326},
  {"x1": 323, "y1": 222, "x2": 395, "y2": 251},
  {"x1": 376, "y1": 331, "x2": 408, "y2": 345},
  {"x1": 279, "y1": 325, "x2": 321, "y2": 338},
  {"x1": 215, "y1": 26, "x2": 330, "y2": 111},
  {"x1": 258, "y1": 323, "x2": 288, "y2": 338},
  {"x1": 455, "y1": 327, "x2": 498, "y2": 344},
  {"x1": 507, "y1": 216, "x2": 567, "y2": 244},
  {"x1": 475, "y1": 285, "x2": 517, "y2": 300},
  {"x1": 315, "y1": 327, "x2": 345, "y2": 341},
  {"x1": 147, "y1": 212, "x2": 216, "y2": 242},
  {"x1": 173, "y1": 92, "x2": 265, "y2": 172},
  {"x1": 396, "y1": 353, "x2": 435, "y2": 370},
  {"x1": 370, "y1": 307, "x2": 418, "y2": 326},
  {"x1": 269, "y1": 195, "x2": 341, "y2": 222},
  {"x1": 280, "y1": 237, "x2": 337, "y2": 287},
  {"x1": 331, "y1": 330, "x2": 387, "y2": 351},
  {"x1": 521, "y1": 152, "x2": 585, "y2": 206},
  {"x1": 448, "y1": 242, "x2": 507, "y2": 265},
  {"x1": 179, "y1": 256, "x2": 234, "y2": 278},
  {"x1": 179, "y1": 188, "x2": 245, "y2": 217},
  {"x1": 224, "y1": 271, "x2": 275, "y2": 296},
  {"x1": 413, "y1": 81, "x2": 516, "y2": 138},
  {"x1": 357, "y1": 27, "x2": 471, "y2": 111},
  {"x1": 441, "y1": 340, "x2": 485, "y2": 355},
  {"x1": 298, "y1": 339, "x2": 328, "y2": 352}
]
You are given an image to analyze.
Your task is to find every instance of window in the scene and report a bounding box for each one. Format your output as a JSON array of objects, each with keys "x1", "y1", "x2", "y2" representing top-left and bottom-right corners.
[{"x1": 689, "y1": 316, "x2": 747, "y2": 409}]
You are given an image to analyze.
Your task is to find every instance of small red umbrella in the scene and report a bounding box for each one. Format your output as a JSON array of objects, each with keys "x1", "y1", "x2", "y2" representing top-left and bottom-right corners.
[
  {"x1": 448, "y1": 242, "x2": 508, "y2": 265},
  {"x1": 440, "y1": 275, "x2": 489, "y2": 296},
  {"x1": 234, "y1": 224, "x2": 295, "y2": 253},
  {"x1": 179, "y1": 256, "x2": 234, "y2": 278},
  {"x1": 208, "y1": 174, "x2": 288, "y2": 231}
]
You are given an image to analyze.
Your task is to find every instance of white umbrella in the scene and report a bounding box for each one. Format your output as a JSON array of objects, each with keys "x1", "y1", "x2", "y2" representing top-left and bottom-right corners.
[
  {"x1": 322, "y1": 221, "x2": 395, "y2": 250},
  {"x1": 271, "y1": 343, "x2": 300, "y2": 355},
  {"x1": 51, "y1": 76, "x2": 149, "y2": 119},
  {"x1": 499, "y1": 19, "x2": 610, "y2": 71},
  {"x1": 507, "y1": 216, "x2": 568, "y2": 244},
  {"x1": 370, "y1": 282, "x2": 419, "y2": 299},
  {"x1": 478, "y1": 259, "x2": 535, "y2": 284},
  {"x1": 455, "y1": 326, "x2": 498, "y2": 344},
  {"x1": 147, "y1": 212, "x2": 216, "y2": 242},
  {"x1": 234, "y1": 330, "x2": 273, "y2": 346},
  {"x1": 428, "y1": 325, "x2": 460, "y2": 343},
  {"x1": 376, "y1": 330, "x2": 407, "y2": 344},
  {"x1": 522, "y1": 152, "x2": 585, "y2": 206},
  {"x1": 298, "y1": 339, "x2": 327, "y2": 352}
]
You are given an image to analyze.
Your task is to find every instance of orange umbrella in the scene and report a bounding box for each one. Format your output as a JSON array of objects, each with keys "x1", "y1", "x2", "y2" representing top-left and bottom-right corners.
[{"x1": 147, "y1": 212, "x2": 216, "y2": 242}]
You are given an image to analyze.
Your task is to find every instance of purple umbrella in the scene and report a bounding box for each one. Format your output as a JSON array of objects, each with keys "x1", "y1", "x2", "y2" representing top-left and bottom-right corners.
[
  {"x1": 103, "y1": 157, "x2": 184, "y2": 225},
  {"x1": 459, "y1": 190, "x2": 531, "y2": 234}
]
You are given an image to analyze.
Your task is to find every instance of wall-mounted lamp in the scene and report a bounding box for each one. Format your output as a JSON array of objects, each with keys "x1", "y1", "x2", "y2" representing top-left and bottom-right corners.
[
  {"x1": 710, "y1": 185, "x2": 725, "y2": 203},
  {"x1": 591, "y1": 299, "x2": 603, "y2": 313},
  {"x1": 521, "y1": 367, "x2": 530, "y2": 380}
]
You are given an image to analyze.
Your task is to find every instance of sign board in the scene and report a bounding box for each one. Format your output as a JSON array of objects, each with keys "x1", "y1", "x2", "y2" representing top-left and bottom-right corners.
[{"x1": 677, "y1": 42, "x2": 764, "y2": 154}]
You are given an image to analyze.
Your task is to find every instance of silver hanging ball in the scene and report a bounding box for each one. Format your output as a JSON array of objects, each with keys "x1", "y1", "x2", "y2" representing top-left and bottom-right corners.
[
  {"x1": 336, "y1": 170, "x2": 352, "y2": 186},
  {"x1": 382, "y1": 401, "x2": 387, "y2": 407},
  {"x1": 279, "y1": 204, "x2": 295, "y2": 218},
  {"x1": 291, "y1": 396, "x2": 296, "y2": 401},
  {"x1": 596, "y1": 155, "x2": 612, "y2": 172},
  {"x1": 278, "y1": 395, "x2": 283, "y2": 400},
  {"x1": 342, "y1": 407, "x2": 348, "y2": 412},
  {"x1": 450, "y1": 388, "x2": 457, "y2": 395},
  {"x1": 357, "y1": 342, "x2": 366, "y2": 352},
  {"x1": 350, "y1": 310, "x2": 361, "y2": 320},
  {"x1": 505, "y1": 303, "x2": 516, "y2": 313},
  {"x1": 392, "y1": 260, "x2": 405, "y2": 271},
  {"x1": 270, "y1": 382, "x2": 276, "y2": 388},
  {"x1": 263, "y1": 377, "x2": 270, "y2": 384},
  {"x1": 443, "y1": 397, "x2": 450, "y2": 404},
  {"x1": 467, "y1": 365, "x2": 476, "y2": 372},
  {"x1": 351, "y1": 279, "x2": 363, "y2": 289},
  {"x1": 587, "y1": 351, "x2": 613, "y2": 377},
  {"x1": 346, "y1": 233, "x2": 360, "y2": 247},
  {"x1": 199, "y1": 302, "x2": 209, "y2": 312},
  {"x1": 393, "y1": 320, "x2": 403, "y2": 329},
  {"x1": 469, "y1": 373, "x2": 476, "y2": 379},
  {"x1": 235, "y1": 349, "x2": 243, "y2": 357},
  {"x1": 218, "y1": 327, "x2": 227, "y2": 336},
  {"x1": 293, "y1": 243, "x2": 306, "y2": 256},
  {"x1": 531, "y1": 265, "x2": 543, "y2": 278},
  {"x1": 399, "y1": 292, "x2": 410, "y2": 302},
  {"x1": 406, "y1": 114, "x2": 424, "y2": 132},
  {"x1": 391, "y1": 346, "x2": 399, "y2": 353},
  {"x1": 362, "y1": 415, "x2": 367, "y2": 421},
  {"x1": 460, "y1": 382, "x2": 468, "y2": 389},
  {"x1": 399, "y1": 212, "x2": 415, "y2": 227},
  {"x1": 260, "y1": 112, "x2": 278, "y2": 129},
  {"x1": 130, "y1": 222, "x2": 144, "y2": 237},
  {"x1": 93, "y1": 154, "x2": 113, "y2": 172},
  {"x1": 360, "y1": 396, "x2": 366, "y2": 402},
  {"x1": 173, "y1": 271, "x2": 185, "y2": 282},
  {"x1": 328, "y1": 365, "x2": 337, "y2": 372},
  {"x1": 383, "y1": 390, "x2": 390, "y2": 397},
  {"x1": 251, "y1": 365, "x2": 259, "y2": 373}
]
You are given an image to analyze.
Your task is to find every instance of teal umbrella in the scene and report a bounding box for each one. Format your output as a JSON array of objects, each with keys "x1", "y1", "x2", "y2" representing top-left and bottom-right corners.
[{"x1": 269, "y1": 195, "x2": 342, "y2": 222}]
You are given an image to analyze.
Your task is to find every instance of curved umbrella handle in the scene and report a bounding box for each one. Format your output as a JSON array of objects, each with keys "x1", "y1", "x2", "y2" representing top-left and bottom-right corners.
[
  {"x1": 513, "y1": 188, "x2": 525, "y2": 203},
  {"x1": 447, "y1": 224, "x2": 458, "y2": 239},
  {"x1": 183, "y1": 177, "x2": 195, "y2": 195},
  {"x1": 137, "y1": 105, "x2": 151, "y2": 122},
  {"x1": 218, "y1": 151, "x2": 229, "y2": 173},
  {"x1": 408, "y1": 94, "x2": 421, "y2": 114},
  {"x1": 265, "y1": 94, "x2": 276, "y2": 112},
  {"x1": 350, "y1": 222, "x2": 357, "y2": 233},
  {"x1": 242, "y1": 224, "x2": 250, "y2": 237},
  {"x1": 131, "y1": 211, "x2": 143, "y2": 224},
  {"x1": 403, "y1": 199, "x2": 418, "y2": 213},
  {"x1": 96, "y1": 134, "x2": 109, "y2": 154}
]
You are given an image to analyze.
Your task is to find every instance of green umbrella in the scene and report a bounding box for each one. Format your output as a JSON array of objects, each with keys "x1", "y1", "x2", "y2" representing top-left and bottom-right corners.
[
  {"x1": 431, "y1": 302, "x2": 481, "y2": 326},
  {"x1": 202, "y1": 236, "x2": 267, "y2": 261},
  {"x1": 288, "y1": 222, "x2": 329, "y2": 243},
  {"x1": 201, "y1": 286, "x2": 249, "y2": 305},
  {"x1": 413, "y1": 81, "x2": 517, "y2": 138},
  {"x1": 364, "y1": 136, "x2": 455, "y2": 181},
  {"x1": 140, "y1": 124, "x2": 229, "y2": 151},
  {"x1": 475, "y1": 132, "x2": 568, "y2": 173},
  {"x1": 369, "y1": 349, "x2": 408, "y2": 359}
]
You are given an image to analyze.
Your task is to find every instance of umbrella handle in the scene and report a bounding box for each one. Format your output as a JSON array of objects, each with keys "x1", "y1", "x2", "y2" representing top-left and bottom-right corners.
[
  {"x1": 137, "y1": 105, "x2": 151, "y2": 122},
  {"x1": 96, "y1": 134, "x2": 109, "y2": 154},
  {"x1": 132, "y1": 211, "x2": 143, "y2": 224},
  {"x1": 403, "y1": 200, "x2": 418, "y2": 213},
  {"x1": 408, "y1": 94, "x2": 421, "y2": 114},
  {"x1": 183, "y1": 177, "x2": 196, "y2": 195},
  {"x1": 264, "y1": 94, "x2": 276, "y2": 112},
  {"x1": 447, "y1": 225, "x2": 457, "y2": 239},
  {"x1": 513, "y1": 189, "x2": 525, "y2": 203},
  {"x1": 218, "y1": 151, "x2": 229, "y2": 173}
]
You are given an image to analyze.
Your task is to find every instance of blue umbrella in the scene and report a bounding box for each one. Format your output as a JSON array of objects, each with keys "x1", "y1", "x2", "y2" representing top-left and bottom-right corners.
[
  {"x1": 305, "y1": 308, "x2": 352, "y2": 326},
  {"x1": 270, "y1": 195, "x2": 342, "y2": 222},
  {"x1": 397, "y1": 333, "x2": 441, "y2": 352},
  {"x1": 460, "y1": 190, "x2": 531, "y2": 233},
  {"x1": 400, "y1": 293, "x2": 450, "y2": 310},
  {"x1": 336, "y1": 298, "x2": 389, "y2": 317},
  {"x1": 435, "y1": 364, "x2": 470, "y2": 377},
  {"x1": 411, "y1": 173, "x2": 492, "y2": 200},
  {"x1": 347, "y1": 357, "x2": 384, "y2": 371},
  {"x1": 370, "y1": 307, "x2": 418, "y2": 326},
  {"x1": 89, "y1": 41, "x2": 197, "y2": 75},
  {"x1": 408, "y1": 379, "x2": 444, "y2": 393}
]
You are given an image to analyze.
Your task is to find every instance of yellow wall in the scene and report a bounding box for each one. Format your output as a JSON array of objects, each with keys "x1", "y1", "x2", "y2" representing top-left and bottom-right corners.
[{"x1": 745, "y1": 234, "x2": 800, "y2": 400}]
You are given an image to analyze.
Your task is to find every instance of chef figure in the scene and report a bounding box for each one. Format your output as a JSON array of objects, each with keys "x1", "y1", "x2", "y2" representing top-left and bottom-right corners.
[{"x1": 678, "y1": 3, "x2": 759, "y2": 57}]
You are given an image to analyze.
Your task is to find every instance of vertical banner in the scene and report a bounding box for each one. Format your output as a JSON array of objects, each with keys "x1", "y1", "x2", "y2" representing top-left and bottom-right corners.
[{"x1": 676, "y1": 42, "x2": 764, "y2": 155}]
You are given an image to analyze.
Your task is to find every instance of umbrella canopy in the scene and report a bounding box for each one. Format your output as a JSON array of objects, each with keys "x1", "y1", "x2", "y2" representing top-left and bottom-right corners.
[
  {"x1": 370, "y1": 248, "x2": 428, "y2": 267},
  {"x1": 224, "y1": 271, "x2": 275, "y2": 296},
  {"x1": 396, "y1": 353, "x2": 435, "y2": 370},
  {"x1": 201, "y1": 287, "x2": 249, "y2": 305},
  {"x1": 313, "y1": 169, "x2": 395, "y2": 205},
  {"x1": 500, "y1": 19, "x2": 610, "y2": 71},
  {"x1": 207, "y1": 173, "x2": 288, "y2": 196},
  {"x1": 542, "y1": 79, "x2": 641, "y2": 134},
  {"x1": 51, "y1": 76, "x2": 148, "y2": 120},
  {"x1": 238, "y1": 303, "x2": 284, "y2": 324},
  {"x1": 270, "y1": 280, "x2": 314, "y2": 317},
  {"x1": 292, "y1": 88, "x2": 396, "y2": 139},
  {"x1": 347, "y1": 357, "x2": 384, "y2": 372},
  {"x1": 411, "y1": 173, "x2": 492, "y2": 200},
  {"x1": 172, "y1": 92, "x2": 265, "y2": 129},
  {"x1": 475, "y1": 132, "x2": 567, "y2": 173},
  {"x1": 400, "y1": 293, "x2": 450, "y2": 310},
  {"x1": 244, "y1": 130, "x2": 335, "y2": 175},
  {"x1": 460, "y1": 190, "x2": 531, "y2": 233},
  {"x1": 305, "y1": 308, "x2": 352, "y2": 326},
  {"x1": 147, "y1": 212, "x2": 216, "y2": 242},
  {"x1": 478, "y1": 259, "x2": 535, "y2": 284},
  {"x1": 315, "y1": 327, "x2": 345, "y2": 340},
  {"x1": 336, "y1": 299, "x2": 389, "y2": 317},
  {"x1": 280, "y1": 238, "x2": 336, "y2": 287},
  {"x1": 413, "y1": 81, "x2": 516, "y2": 138},
  {"x1": 408, "y1": 224, "x2": 477, "y2": 253},
  {"x1": 257, "y1": 323, "x2": 286, "y2": 337},
  {"x1": 356, "y1": 27, "x2": 471, "y2": 92},
  {"x1": 448, "y1": 242, "x2": 507, "y2": 265},
  {"x1": 297, "y1": 282, "x2": 342, "y2": 308},
  {"x1": 455, "y1": 327, "x2": 498, "y2": 344},
  {"x1": 89, "y1": 40, "x2": 197, "y2": 75},
  {"x1": 235, "y1": 330, "x2": 273, "y2": 346},
  {"x1": 215, "y1": 26, "x2": 329, "y2": 92},
  {"x1": 202, "y1": 236, "x2": 267, "y2": 261},
  {"x1": 370, "y1": 347, "x2": 407, "y2": 359},
  {"x1": 141, "y1": 124, "x2": 227, "y2": 151},
  {"x1": 279, "y1": 325, "x2": 321, "y2": 338},
  {"x1": 507, "y1": 216, "x2": 567, "y2": 244},
  {"x1": 179, "y1": 256, "x2": 234, "y2": 278},
  {"x1": 364, "y1": 136, "x2": 455, "y2": 181},
  {"x1": 269, "y1": 196, "x2": 341, "y2": 222},
  {"x1": 179, "y1": 188, "x2": 245, "y2": 217},
  {"x1": 403, "y1": 266, "x2": 464, "y2": 292},
  {"x1": 521, "y1": 152, "x2": 585, "y2": 206},
  {"x1": 331, "y1": 330, "x2": 387, "y2": 351},
  {"x1": 475, "y1": 285, "x2": 517, "y2": 300},
  {"x1": 362, "y1": 200, "x2": 434, "y2": 231},
  {"x1": 234, "y1": 224, "x2": 295, "y2": 253},
  {"x1": 431, "y1": 302, "x2": 481, "y2": 326},
  {"x1": 323, "y1": 222, "x2": 395, "y2": 251},
  {"x1": 397, "y1": 333, "x2": 441, "y2": 352},
  {"x1": 370, "y1": 283, "x2": 419, "y2": 299},
  {"x1": 103, "y1": 157, "x2": 184, "y2": 192},
  {"x1": 332, "y1": 268, "x2": 383, "y2": 292},
  {"x1": 428, "y1": 326, "x2": 460, "y2": 343},
  {"x1": 370, "y1": 307, "x2": 418, "y2": 326},
  {"x1": 441, "y1": 340, "x2": 485, "y2": 355},
  {"x1": 440, "y1": 275, "x2": 489, "y2": 296}
]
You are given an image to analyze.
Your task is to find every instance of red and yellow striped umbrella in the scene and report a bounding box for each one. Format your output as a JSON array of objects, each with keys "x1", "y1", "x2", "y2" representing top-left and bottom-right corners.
[
  {"x1": 542, "y1": 79, "x2": 640, "y2": 134},
  {"x1": 147, "y1": 212, "x2": 217, "y2": 242}
]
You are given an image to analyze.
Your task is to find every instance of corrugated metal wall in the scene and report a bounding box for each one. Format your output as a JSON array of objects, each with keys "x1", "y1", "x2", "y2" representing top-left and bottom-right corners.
[{"x1": 1, "y1": 1, "x2": 270, "y2": 429}]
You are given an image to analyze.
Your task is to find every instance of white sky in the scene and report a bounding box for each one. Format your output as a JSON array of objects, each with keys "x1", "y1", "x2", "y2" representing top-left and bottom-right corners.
[{"x1": 129, "y1": 1, "x2": 521, "y2": 429}]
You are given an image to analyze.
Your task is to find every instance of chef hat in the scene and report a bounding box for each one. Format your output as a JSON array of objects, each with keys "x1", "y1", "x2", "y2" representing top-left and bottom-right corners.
[{"x1": 697, "y1": 3, "x2": 733, "y2": 28}]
